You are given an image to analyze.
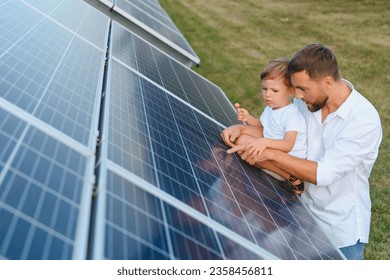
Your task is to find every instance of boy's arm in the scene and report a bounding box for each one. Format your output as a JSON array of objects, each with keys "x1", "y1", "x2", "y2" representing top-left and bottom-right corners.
[
  {"x1": 228, "y1": 131, "x2": 296, "y2": 156},
  {"x1": 234, "y1": 103, "x2": 261, "y2": 127},
  {"x1": 261, "y1": 131, "x2": 297, "y2": 153}
]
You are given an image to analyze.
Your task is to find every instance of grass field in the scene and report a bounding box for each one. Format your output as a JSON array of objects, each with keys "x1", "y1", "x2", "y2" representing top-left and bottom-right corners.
[{"x1": 159, "y1": 0, "x2": 390, "y2": 259}]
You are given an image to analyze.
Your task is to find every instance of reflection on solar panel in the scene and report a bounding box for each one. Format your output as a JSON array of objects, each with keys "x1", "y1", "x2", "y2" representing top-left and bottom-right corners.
[{"x1": 0, "y1": 0, "x2": 344, "y2": 260}]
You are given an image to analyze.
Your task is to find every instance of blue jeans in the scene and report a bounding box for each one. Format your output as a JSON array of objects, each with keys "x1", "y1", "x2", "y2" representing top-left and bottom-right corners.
[{"x1": 339, "y1": 240, "x2": 366, "y2": 260}]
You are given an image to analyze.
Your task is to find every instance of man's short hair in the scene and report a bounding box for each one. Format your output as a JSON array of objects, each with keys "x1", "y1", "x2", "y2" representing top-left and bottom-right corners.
[{"x1": 287, "y1": 44, "x2": 340, "y2": 81}]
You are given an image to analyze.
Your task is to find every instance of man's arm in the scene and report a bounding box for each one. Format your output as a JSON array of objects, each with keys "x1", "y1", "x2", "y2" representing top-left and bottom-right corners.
[
  {"x1": 264, "y1": 149, "x2": 318, "y2": 184},
  {"x1": 228, "y1": 146, "x2": 318, "y2": 184}
]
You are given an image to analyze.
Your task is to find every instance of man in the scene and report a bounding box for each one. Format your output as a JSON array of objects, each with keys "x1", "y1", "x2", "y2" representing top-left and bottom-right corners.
[{"x1": 223, "y1": 44, "x2": 382, "y2": 259}]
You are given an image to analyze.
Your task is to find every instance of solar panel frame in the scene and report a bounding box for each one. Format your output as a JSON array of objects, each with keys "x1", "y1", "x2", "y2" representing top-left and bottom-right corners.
[{"x1": 112, "y1": 0, "x2": 200, "y2": 65}]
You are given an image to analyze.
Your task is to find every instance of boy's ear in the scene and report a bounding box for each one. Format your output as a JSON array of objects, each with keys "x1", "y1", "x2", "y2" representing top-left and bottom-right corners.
[{"x1": 288, "y1": 87, "x2": 295, "y2": 95}]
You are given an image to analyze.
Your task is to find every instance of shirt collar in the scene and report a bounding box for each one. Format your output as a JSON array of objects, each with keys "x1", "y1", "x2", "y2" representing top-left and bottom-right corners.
[
  {"x1": 333, "y1": 79, "x2": 359, "y2": 120},
  {"x1": 313, "y1": 79, "x2": 358, "y2": 124}
]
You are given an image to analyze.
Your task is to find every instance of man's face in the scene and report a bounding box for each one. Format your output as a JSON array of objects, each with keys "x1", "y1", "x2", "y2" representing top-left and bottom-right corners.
[{"x1": 291, "y1": 71, "x2": 328, "y2": 112}]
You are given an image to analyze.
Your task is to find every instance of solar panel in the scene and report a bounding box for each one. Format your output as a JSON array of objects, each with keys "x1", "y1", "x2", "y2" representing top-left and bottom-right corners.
[
  {"x1": 1, "y1": 0, "x2": 109, "y2": 148},
  {"x1": 0, "y1": 0, "x2": 108, "y2": 259},
  {"x1": 0, "y1": 0, "x2": 344, "y2": 260},
  {"x1": 89, "y1": 28, "x2": 344, "y2": 258},
  {"x1": 105, "y1": 0, "x2": 200, "y2": 66},
  {"x1": 110, "y1": 22, "x2": 237, "y2": 127},
  {"x1": 0, "y1": 108, "x2": 94, "y2": 259}
]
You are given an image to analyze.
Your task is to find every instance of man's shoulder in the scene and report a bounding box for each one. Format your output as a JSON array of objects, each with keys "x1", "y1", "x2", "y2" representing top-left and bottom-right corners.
[{"x1": 347, "y1": 90, "x2": 380, "y2": 123}]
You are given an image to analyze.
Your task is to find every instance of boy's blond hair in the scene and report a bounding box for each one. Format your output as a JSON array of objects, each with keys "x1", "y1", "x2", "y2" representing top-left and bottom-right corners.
[{"x1": 260, "y1": 58, "x2": 293, "y2": 88}]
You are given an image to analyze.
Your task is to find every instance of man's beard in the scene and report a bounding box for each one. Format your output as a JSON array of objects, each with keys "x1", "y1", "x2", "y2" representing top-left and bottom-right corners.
[{"x1": 307, "y1": 96, "x2": 329, "y2": 112}]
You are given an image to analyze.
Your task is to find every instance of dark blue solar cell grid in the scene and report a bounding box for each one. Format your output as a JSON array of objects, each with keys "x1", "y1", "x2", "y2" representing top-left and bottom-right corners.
[
  {"x1": 111, "y1": 23, "x2": 138, "y2": 70},
  {"x1": 106, "y1": 60, "x2": 157, "y2": 185},
  {"x1": 114, "y1": 0, "x2": 197, "y2": 56},
  {"x1": 0, "y1": 18, "x2": 73, "y2": 112},
  {"x1": 101, "y1": 169, "x2": 265, "y2": 260},
  {"x1": 134, "y1": 38, "x2": 163, "y2": 85},
  {"x1": 140, "y1": 78, "x2": 208, "y2": 213},
  {"x1": 0, "y1": 109, "x2": 26, "y2": 175},
  {"x1": 0, "y1": 1, "x2": 108, "y2": 147},
  {"x1": 0, "y1": 1, "x2": 43, "y2": 55},
  {"x1": 110, "y1": 22, "x2": 237, "y2": 127},
  {"x1": 25, "y1": 0, "x2": 110, "y2": 49},
  {"x1": 104, "y1": 171, "x2": 170, "y2": 260},
  {"x1": 0, "y1": 122, "x2": 91, "y2": 259},
  {"x1": 129, "y1": 0, "x2": 180, "y2": 33}
]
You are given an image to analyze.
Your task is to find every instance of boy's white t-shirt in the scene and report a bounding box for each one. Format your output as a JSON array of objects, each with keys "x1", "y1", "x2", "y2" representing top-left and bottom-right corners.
[{"x1": 260, "y1": 103, "x2": 307, "y2": 159}]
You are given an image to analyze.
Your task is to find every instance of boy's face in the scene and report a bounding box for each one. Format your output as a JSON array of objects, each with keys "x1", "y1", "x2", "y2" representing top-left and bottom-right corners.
[{"x1": 261, "y1": 77, "x2": 293, "y2": 110}]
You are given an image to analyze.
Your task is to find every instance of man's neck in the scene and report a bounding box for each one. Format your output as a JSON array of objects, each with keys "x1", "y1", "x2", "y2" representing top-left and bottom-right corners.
[{"x1": 322, "y1": 80, "x2": 352, "y2": 122}]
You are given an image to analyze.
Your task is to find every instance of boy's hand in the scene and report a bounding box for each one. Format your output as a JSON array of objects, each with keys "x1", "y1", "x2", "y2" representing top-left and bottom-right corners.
[{"x1": 234, "y1": 103, "x2": 250, "y2": 123}]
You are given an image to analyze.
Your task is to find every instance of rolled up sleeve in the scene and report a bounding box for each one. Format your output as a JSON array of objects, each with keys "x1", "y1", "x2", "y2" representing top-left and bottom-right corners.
[
  {"x1": 316, "y1": 160, "x2": 335, "y2": 187},
  {"x1": 315, "y1": 117, "x2": 382, "y2": 187}
]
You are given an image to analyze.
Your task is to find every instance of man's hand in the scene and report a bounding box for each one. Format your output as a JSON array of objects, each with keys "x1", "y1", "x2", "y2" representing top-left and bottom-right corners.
[
  {"x1": 228, "y1": 142, "x2": 271, "y2": 165},
  {"x1": 220, "y1": 125, "x2": 242, "y2": 147}
]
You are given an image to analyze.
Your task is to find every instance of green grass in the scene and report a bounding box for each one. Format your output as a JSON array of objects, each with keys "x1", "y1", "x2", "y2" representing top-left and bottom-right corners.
[{"x1": 160, "y1": 0, "x2": 390, "y2": 260}]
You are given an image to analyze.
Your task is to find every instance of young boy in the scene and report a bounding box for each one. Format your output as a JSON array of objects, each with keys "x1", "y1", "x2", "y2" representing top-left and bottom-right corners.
[{"x1": 227, "y1": 58, "x2": 306, "y2": 194}]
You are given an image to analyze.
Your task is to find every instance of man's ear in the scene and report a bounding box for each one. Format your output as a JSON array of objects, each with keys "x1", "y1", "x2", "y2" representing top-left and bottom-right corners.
[{"x1": 323, "y1": 76, "x2": 334, "y2": 88}]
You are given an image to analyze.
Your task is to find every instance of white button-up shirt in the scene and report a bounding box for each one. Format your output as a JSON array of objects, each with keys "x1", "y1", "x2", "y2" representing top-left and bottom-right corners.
[{"x1": 295, "y1": 80, "x2": 382, "y2": 248}]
